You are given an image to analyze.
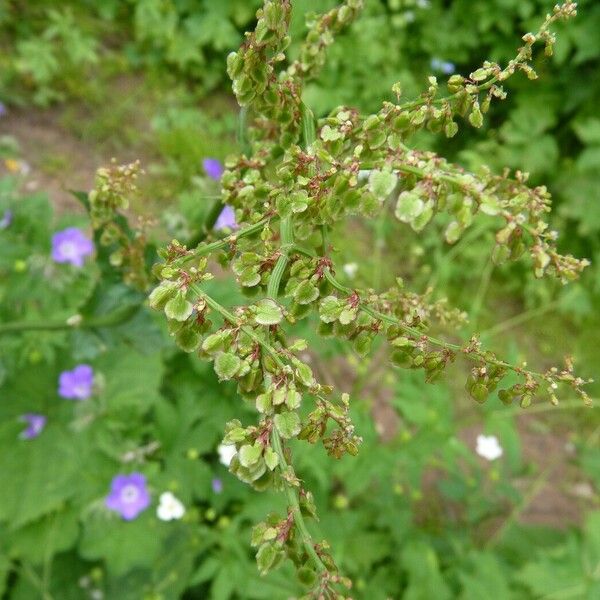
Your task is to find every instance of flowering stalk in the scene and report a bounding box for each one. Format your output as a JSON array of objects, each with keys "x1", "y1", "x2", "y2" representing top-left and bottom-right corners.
[{"x1": 144, "y1": 0, "x2": 591, "y2": 594}]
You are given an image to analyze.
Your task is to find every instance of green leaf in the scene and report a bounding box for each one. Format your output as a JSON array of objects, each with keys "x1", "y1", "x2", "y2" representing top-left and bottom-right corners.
[
  {"x1": 320, "y1": 125, "x2": 342, "y2": 142},
  {"x1": 285, "y1": 389, "x2": 301, "y2": 409},
  {"x1": 293, "y1": 280, "x2": 319, "y2": 305},
  {"x1": 253, "y1": 298, "x2": 283, "y2": 325},
  {"x1": 202, "y1": 330, "x2": 231, "y2": 354},
  {"x1": 238, "y1": 443, "x2": 262, "y2": 467},
  {"x1": 445, "y1": 221, "x2": 463, "y2": 244},
  {"x1": 239, "y1": 266, "x2": 261, "y2": 287},
  {"x1": 256, "y1": 392, "x2": 272, "y2": 414},
  {"x1": 80, "y1": 512, "x2": 162, "y2": 576},
  {"x1": 148, "y1": 281, "x2": 178, "y2": 310},
  {"x1": 479, "y1": 195, "x2": 501, "y2": 216},
  {"x1": 174, "y1": 328, "x2": 202, "y2": 352},
  {"x1": 264, "y1": 446, "x2": 279, "y2": 470},
  {"x1": 0, "y1": 424, "x2": 82, "y2": 528},
  {"x1": 274, "y1": 411, "x2": 301, "y2": 439},
  {"x1": 395, "y1": 191, "x2": 424, "y2": 222},
  {"x1": 295, "y1": 362, "x2": 315, "y2": 387},
  {"x1": 256, "y1": 542, "x2": 279, "y2": 575},
  {"x1": 164, "y1": 290, "x2": 193, "y2": 321},
  {"x1": 214, "y1": 352, "x2": 241, "y2": 380},
  {"x1": 319, "y1": 296, "x2": 343, "y2": 323},
  {"x1": 339, "y1": 306, "x2": 358, "y2": 325},
  {"x1": 368, "y1": 169, "x2": 398, "y2": 200},
  {"x1": 291, "y1": 190, "x2": 309, "y2": 213}
]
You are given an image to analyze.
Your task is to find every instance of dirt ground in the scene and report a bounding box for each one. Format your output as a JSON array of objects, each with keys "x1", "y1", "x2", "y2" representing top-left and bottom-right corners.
[{"x1": 0, "y1": 107, "x2": 108, "y2": 212}]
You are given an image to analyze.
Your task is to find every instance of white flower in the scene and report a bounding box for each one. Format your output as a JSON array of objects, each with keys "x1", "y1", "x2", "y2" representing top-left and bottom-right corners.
[
  {"x1": 476, "y1": 434, "x2": 503, "y2": 461},
  {"x1": 218, "y1": 443, "x2": 236, "y2": 467},
  {"x1": 343, "y1": 262, "x2": 358, "y2": 278},
  {"x1": 156, "y1": 491, "x2": 185, "y2": 521}
]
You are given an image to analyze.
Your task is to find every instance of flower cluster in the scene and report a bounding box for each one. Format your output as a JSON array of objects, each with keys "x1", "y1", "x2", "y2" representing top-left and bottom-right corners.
[
  {"x1": 87, "y1": 160, "x2": 150, "y2": 289},
  {"x1": 148, "y1": 1, "x2": 589, "y2": 596}
]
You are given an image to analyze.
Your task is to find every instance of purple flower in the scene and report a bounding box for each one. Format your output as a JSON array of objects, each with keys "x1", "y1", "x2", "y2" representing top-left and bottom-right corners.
[
  {"x1": 0, "y1": 102, "x2": 6, "y2": 117},
  {"x1": 51, "y1": 227, "x2": 94, "y2": 267},
  {"x1": 212, "y1": 478, "x2": 223, "y2": 494},
  {"x1": 431, "y1": 58, "x2": 456, "y2": 75},
  {"x1": 0, "y1": 209, "x2": 12, "y2": 230},
  {"x1": 430, "y1": 58, "x2": 456, "y2": 75},
  {"x1": 105, "y1": 473, "x2": 151, "y2": 520},
  {"x1": 19, "y1": 413, "x2": 46, "y2": 439},
  {"x1": 214, "y1": 205, "x2": 238, "y2": 231},
  {"x1": 202, "y1": 158, "x2": 224, "y2": 181},
  {"x1": 59, "y1": 364, "x2": 94, "y2": 400}
]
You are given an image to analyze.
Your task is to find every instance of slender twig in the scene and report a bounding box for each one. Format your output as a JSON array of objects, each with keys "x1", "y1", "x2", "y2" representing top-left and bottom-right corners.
[
  {"x1": 0, "y1": 304, "x2": 140, "y2": 335},
  {"x1": 175, "y1": 218, "x2": 271, "y2": 267},
  {"x1": 323, "y1": 268, "x2": 553, "y2": 382}
]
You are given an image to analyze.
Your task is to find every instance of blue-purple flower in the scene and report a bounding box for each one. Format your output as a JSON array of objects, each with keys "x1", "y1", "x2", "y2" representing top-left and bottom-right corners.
[
  {"x1": 202, "y1": 158, "x2": 224, "y2": 181},
  {"x1": 0, "y1": 102, "x2": 6, "y2": 118},
  {"x1": 51, "y1": 227, "x2": 94, "y2": 267},
  {"x1": 105, "y1": 473, "x2": 151, "y2": 520},
  {"x1": 0, "y1": 209, "x2": 12, "y2": 230},
  {"x1": 430, "y1": 58, "x2": 456, "y2": 75},
  {"x1": 59, "y1": 364, "x2": 94, "y2": 400},
  {"x1": 212, "y1": 478, "x2": 223, "y2": 494},
  {"x1": 214, "y1": 205, "x2": 238, "y2": 231},
  {"x1": 19, "y1": 413, "x2": 46, "y2": 439}
]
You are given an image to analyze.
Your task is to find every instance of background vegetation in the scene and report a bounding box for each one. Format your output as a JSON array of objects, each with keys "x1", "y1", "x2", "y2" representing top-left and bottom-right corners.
[{"x1": 0, "y1": 1, "x2": 598, "y2": 598}]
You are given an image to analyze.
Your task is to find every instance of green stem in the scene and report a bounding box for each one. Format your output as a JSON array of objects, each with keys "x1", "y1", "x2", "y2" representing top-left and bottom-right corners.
[
  {"x1": 267, "y1": 218, "x2": 293, "y2": 298},
  {"x1": 270, "y1": 429, "x2": 327, "y2": 573},
  {"x1": 0, "y1": 304, "x2": 140, "y2": 335},
  {"x1": 323, "y1": 269, "x2": 550, "y2": 382},
  {"x1": 192, "y1": 285, "x2": 286, "y2": 370},
  {"x1": 175, "y1": 218, "x2": 271, "y2": 267},
  {"x1": 263, "y1": 100, "x2": 326, "y2": 574}
]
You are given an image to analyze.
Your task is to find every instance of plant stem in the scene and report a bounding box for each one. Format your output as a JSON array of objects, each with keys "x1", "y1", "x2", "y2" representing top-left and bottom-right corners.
[
  {"x1": 192, "y1": 285, "x2": 286, "y2": 370},
  {"x1": 176, "y1": 218, "x2": 271, "y2": 266},
  {"x1": 322, "y1": 269, "x2": 552, "y2": 382},
  {"x1": 0, "y1": 304, "x2": 140, "y2": 335},
  {"x1": 270, "y1": 428, "x2": 327, "y2": 573},
  {"x1": 263, "y1": 100, "x2": 326, "y2": 574}
]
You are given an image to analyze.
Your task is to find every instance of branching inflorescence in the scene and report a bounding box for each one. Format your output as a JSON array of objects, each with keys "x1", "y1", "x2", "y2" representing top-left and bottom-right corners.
[{"x1": 142, "y1": 1, "x2": 590, "y2": 596}]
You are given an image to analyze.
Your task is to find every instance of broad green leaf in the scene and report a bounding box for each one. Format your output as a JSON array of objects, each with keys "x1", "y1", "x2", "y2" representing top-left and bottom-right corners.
[
  {"x1": 164, "y1": 290, "x2": 193, "y2": 321},
  {"x1": 395, "y1": 191, "x2": 424, "y2": 222},
  {"x1": 368, "y1": 169, "x2": 398, "y2": 200},
  {"x1": 293, "y1": 280, "x2": 319, "y2": 305},
  {"x1": 214, "y1": 352, "x2": 242, "y2": 380},
  {"x1": 274, "y1": 411, "x2": 301, "y2": 439},
  {"x1": 239, "y1": 443, "x2": 262, "y2": 467},
  {"x1": 253, "y1": 298, "x2": 283, "y2": 325}
]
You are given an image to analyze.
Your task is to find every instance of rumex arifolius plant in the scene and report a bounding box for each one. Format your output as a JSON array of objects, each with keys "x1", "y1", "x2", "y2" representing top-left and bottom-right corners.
[{"x1": 148, "y1": 1, "x2": 591, "y2": 596}]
